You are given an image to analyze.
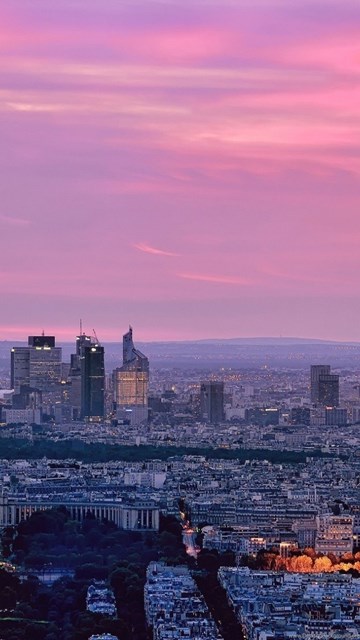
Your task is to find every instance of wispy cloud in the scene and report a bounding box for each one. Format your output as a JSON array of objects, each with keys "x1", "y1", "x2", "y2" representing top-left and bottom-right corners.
[
  {"x1": 179, "y1": 272, "x2": 252, "y2": 285},
  {"x1": 134, "y1": 242, "x2": 180, "y2": 257},
  {"x1": 0, "y1": 214, "x2": 30, "y2": 226},
  {"x1": 1, "y1": 0, "x2": 360, "y2": 341}
]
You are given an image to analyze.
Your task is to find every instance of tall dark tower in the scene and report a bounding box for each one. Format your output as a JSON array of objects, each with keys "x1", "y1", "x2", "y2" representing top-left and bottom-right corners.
[
  {"x1": 310, "y1": 365, "x2": 330, "y2": 404},
  {"x1": 68, "y1": 327, "x2": 92, "y2": 420},
  {"x1": 200, "y1": 381, "x2": 224, "y2": 424},
  {"x1": 318, "y1": 374, "x2": 339, "y2": 407},
  {"x1": 81, "y1": 342, "x2": 105, "y2": 421},
  {"x1": 310, "y1": 365, "x2": 339, "y2": 407}
]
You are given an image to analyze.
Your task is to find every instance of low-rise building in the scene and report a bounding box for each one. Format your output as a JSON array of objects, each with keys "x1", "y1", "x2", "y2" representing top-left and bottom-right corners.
[
  {"x1": 0, "y1": 491, "x2": 160, "y2": 531},
  {"x1": 219, "y1": 567, "x2": 360, "y2": 640},
  {"x1": 86, "y1": 582, "x2": 117, "y2": 617},
  {"x1": 145, "y1": 562, "x2": 223, "y2": 639},
  {"x1": 315, "y1": 515, "x2": 354, "y2": 556}
]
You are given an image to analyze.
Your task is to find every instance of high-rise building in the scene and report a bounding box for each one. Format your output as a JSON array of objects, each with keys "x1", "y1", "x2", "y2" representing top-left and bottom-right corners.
[
  {"x1": 310, "y1": 365, "x2": 330, "y2": 404},
  {"x1": 68, "y1": 330, "x2": 92, "y2": 420},
  {"x1": 318, "y1": 374, "x2": 339, "y2": 407},
  {"x1": 10, "y1": 348, "x2": 30, "y2": 392},
  {"x1": 80, "y1": 342, "x2": 105, "y2": 422},
  {"x1": 11, "y1": 335, "x2": 62, "y2": 393},
  {"x1": 113, "y1": 326, "x2": 149, "y2": 425},
  {"x1": 310, "y1": 365, "x2": 339, "y2": 407},
  {"x1": 200, "y1": 381, "x2": 224, "y2": 423}
]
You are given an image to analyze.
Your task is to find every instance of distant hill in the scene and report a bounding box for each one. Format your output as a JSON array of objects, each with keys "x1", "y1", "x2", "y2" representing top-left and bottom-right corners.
[
  {"x1": 1, "y1": 337, "x2": 360, "y2": 372},
  {"x1": 143, "y1": 337, "x2": 354, "y2": 346}
]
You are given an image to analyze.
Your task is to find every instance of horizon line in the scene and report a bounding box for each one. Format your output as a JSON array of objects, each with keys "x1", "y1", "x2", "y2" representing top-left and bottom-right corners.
[{"x1": 1, "y1": 335, "x2": 360, "y2": 345}]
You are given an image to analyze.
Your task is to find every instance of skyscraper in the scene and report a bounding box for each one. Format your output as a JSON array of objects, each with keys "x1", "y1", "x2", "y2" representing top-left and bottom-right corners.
[
  {"x1": 68, "y1": 329, "x2": 92, "y2": 420},
  {"x1": 310, "y1": 365, "x2": 339, "y2": 407},
  {"x1": 11, "y1": 334, "x2": 62, "y2": 393},
  {"x1": 200, "y1": 381, "x2": 224, "y2": 423},
  {"x1": 310, "y1": 365, "x2": 330, "y2": 404},
  {"x1": 113, "y1": 326, "x2": 149, "y2": 425},
  {"x1": 81, "y1": 342, "x2": 105, "y2": 421},
  {"x1": 10, "y1": 348, "x2": 30, "y2": 392},
  {"x1": 318, "y1": 374, "x2": 339, "y2": 407}
]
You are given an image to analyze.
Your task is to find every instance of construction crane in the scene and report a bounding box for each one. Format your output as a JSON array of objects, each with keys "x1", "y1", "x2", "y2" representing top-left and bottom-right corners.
[{"x1": 92, "y1": 328, "x2": 101, "y2": 345}]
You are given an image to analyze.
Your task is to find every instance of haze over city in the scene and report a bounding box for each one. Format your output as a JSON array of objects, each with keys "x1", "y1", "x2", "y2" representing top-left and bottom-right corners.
[{"x1": 1, "y1": 0, "x2": 360, "y2": 341}]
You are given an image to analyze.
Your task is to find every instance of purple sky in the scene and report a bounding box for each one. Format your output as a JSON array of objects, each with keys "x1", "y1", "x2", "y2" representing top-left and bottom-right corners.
[{"x1": 1, "y1": 0, "x2": 360, "y2": 342}]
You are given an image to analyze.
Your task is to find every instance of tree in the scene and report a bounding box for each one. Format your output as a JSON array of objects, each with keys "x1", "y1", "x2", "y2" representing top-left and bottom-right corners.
[
  {"x1": 197, "y1": 549, "x2": 220, "y2": 572},
  {"x1": 0, "y1": 585, "x2": 17, "y2": 610},
  {"x1": 288, "y1": 555, "x2": 313, "y2": 573},
  {"x1": 313, "y1": 556, "x2": 333, "y2": 572},
  {"x1": 1, "y1": 526, "x2": 17, "y2": 557},
  {"x1": 110, "y1": 567, "x2": 134, "y2": 597}
]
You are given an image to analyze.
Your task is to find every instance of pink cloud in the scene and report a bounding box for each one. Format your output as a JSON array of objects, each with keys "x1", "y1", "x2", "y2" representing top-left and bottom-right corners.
[
  {"x1": 1, "y1": 2, "x2": 360, "y2": 340},
  {"x1": 133, "y1": 242, "x2": 180, "y2": 257},
  {"x1": 178, "y1": 273, "x2": 253, "y2": 285},
  {"x1": 108, "y1": 27, "x2": 239, "y2": 64},
  {"x1": 0, "y1": 214, "x2": 30, "y2": 226},
  {"x1": 274, "y1": 31, "x2": 360, "y2": 75}
]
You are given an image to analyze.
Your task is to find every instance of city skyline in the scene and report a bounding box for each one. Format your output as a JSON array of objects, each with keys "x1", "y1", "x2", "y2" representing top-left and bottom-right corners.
[{"x1": 1, "y1": 1, "x2": 360, "y2": 341}]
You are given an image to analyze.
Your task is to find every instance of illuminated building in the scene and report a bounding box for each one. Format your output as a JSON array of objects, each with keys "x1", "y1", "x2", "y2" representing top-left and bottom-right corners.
[
  {"x1": 113, "y1": 326, "x2": 149, "y2": 425},
  {"x1": 11, "y1": 335, "x2": 62, "y2": 393},
  {"x1": 315, "y1": 514, "x2": 354, "y2": 555}
]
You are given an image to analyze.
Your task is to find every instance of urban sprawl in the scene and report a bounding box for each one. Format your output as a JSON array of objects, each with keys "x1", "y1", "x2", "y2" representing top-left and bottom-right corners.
[{"x1": 1, "y1": 329, "x2": 360, "y2": 639}]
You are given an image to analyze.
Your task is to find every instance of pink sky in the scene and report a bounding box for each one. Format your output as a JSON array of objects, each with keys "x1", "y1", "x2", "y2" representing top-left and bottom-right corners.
[{"x1": 1, "y1": 0, "x2": 360, "y2": 342}]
